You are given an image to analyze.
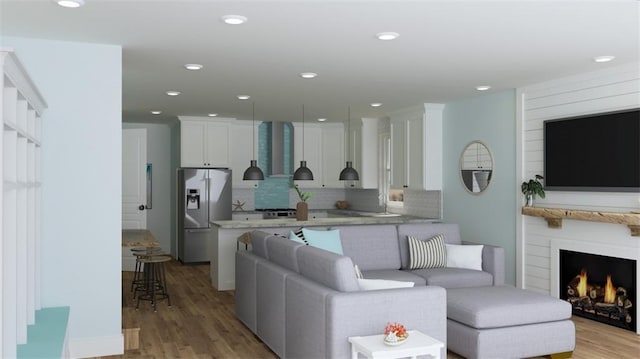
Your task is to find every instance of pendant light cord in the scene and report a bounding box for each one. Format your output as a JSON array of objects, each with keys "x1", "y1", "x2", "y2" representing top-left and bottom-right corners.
[
  {"x1": 347, "y1": 107, "x2": 351, "y2": 161},
  {"x1": 302, "y1": 104, "x2": 305, "y2": 160},
  {"x1": 252, "y1": 102, "x2": 256, "y2": 160}
]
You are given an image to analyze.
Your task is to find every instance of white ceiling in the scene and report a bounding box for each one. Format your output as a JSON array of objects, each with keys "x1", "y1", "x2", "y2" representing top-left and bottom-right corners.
[{"x1": 1, "y1": 0, "x2": 638, "y2": 124}]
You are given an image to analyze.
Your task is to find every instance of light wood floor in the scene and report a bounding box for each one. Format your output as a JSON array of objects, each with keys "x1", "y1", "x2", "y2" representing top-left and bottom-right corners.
[{"x1": 99, "y1": 260, "x2": 639, "y2": 359}]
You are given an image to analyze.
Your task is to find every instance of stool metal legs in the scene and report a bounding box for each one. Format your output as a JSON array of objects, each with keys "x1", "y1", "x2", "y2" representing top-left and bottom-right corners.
[{"x1": 134, "y1": 256, "x2": 171, "y2": 312}]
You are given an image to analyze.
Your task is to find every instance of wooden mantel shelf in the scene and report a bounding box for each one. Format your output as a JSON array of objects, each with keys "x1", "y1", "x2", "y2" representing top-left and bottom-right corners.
[{"x1": 521, "y1": 206, "x2": 640, "y2": 236}]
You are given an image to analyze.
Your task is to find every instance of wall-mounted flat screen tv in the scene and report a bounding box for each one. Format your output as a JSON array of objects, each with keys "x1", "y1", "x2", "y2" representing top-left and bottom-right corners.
[{"x1": 544, "y1": 108, "x2": 640, "y2": 192}]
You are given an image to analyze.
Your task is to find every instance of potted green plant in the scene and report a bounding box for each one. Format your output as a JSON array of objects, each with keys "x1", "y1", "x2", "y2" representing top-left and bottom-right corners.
[
  {"x1": 293, "y1": 184, "x2": 314, "y2": 221},
  {"x1": 521, "y1": 174, "x2": 545, "y2": 206}
]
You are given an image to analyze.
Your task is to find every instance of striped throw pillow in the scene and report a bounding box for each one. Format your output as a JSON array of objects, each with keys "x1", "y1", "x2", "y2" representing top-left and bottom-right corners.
[
  {"x1": 291, "y1": 227, "x2": 309, "y2": 245},
  {"x1": 354, "y1": 264, "x2": 364, "y2": 279},
  {"x1": 407, "y1": 234, "x2": 447, "y2": 270}
]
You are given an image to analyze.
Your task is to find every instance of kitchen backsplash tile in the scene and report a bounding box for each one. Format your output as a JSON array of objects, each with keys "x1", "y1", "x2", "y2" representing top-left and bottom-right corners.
[
  {"x1": 346, "y1": 188, "x2": 442, "y2": 218},
  {"x1": 402, "y1": 189, "x2": 441, "y2": 218},
  {"x1": 345, "y1": 189, "x2": 382, "y2": 212},
  {"x1": 254, "y1": 176, "x2": 291, "y2": 209},
  {"x1": 232, "y1": 188, "x2": 255, "y2": 212},
  {"x1": 293, "y1": 187, "x2": 347, "y2": 210},
  {"x1": 237, "y1": 185, "x2": 440, "y2": 217}
]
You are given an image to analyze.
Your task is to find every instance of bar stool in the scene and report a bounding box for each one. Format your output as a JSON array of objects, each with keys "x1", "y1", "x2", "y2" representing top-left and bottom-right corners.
[
  {"x1": 135, "y1": 254, "x2": 172, "y2": 312},
  {"x1": 130, "y1": 247, "x2": 164, "y2": 295}
]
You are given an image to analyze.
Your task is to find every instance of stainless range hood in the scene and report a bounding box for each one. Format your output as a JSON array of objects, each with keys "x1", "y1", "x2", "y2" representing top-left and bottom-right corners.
[{"x1": 266, "y1": 121, "x2": 292, "y2": 177}]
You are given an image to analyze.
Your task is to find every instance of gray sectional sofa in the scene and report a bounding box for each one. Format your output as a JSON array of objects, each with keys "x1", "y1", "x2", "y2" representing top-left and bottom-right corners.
[{"x1": 235, "y1": 223, "x2": 505, "y2": 358}]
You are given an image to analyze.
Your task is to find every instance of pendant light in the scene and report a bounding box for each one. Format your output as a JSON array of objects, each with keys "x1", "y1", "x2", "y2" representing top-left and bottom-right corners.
[
  {"x1": 293, "y1": 104, "x2": 314, "y2": 180},
  {"x1": 339, "y1": 107, "x2": 360, "y2": 181},
  {"x1": 242, "y1": 102, "x2": 265, "y2": 180}
]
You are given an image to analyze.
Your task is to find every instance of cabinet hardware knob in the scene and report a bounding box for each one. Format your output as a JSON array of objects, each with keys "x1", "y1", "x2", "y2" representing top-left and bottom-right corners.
[{"x1": 138, "y1": 205, "x2": 146, "y2": 211}]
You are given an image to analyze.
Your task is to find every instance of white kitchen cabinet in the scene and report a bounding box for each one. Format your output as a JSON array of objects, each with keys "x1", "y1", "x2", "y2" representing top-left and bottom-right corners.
[
  {"x1": 345, "y1": 118, "x2": 378, "y2": 189},
  {"x1": 321, "y1": 124, "x2": 345, "y2": 188},
  {"x1": 179, "y1": 117, "x2": 234, "y2": 168},
  {"x1": 293, "y1": 122, "x2": 344, "y2": 188},
  {"x1": 229, "y1": 121, "x2": 260, "y2": 188},
  {"x1": 389, "y1": 103, "x2": 444, "y2": 190}
]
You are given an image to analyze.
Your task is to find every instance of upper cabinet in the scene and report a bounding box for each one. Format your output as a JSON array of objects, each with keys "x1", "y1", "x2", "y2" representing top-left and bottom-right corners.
[
  {"x1": 229, "y1": 121, "x2": 260, "y2": 188},
  {"x1": 179, "y1": 117, "x2": 233, "y2": 168},
  {"x1": 389, "y1": 103, "x2": 444, "y2": 190},
  {"x1": 293, "y1": 122, "x2": 344, "y2": 188},
  {"x1": 179, "y1": 117, "x2": 260, "y2": 188},
  {"x1": 345, "y1": 118, "x2": 378, "y2": 189}
]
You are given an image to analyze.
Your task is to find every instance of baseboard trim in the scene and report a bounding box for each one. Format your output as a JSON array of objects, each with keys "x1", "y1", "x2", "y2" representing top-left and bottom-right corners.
[{"x1": 68, "y1": 334, "x2": 124, "y2": 358}]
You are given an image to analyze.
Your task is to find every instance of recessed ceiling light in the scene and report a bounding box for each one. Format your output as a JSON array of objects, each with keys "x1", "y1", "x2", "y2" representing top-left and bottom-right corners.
[
  {"x1": 299, "y1": 72, "x2": 318, "y2": 79},
  {"x1": 208, "y1": 113, "x2": 218, "y2": 117},
  {"x1": 370, "y1": 103, "x2": 382, "y2": 107},
  {"x1": 222, "y1": 15, "x2": 248, "y2": 25},
  {"x1": 593, "y1": 55, "x2": 615, "y2": 63},
  {"x1": 237, "y1": 95, "x2": 251, "y2": 100},
  {"x1": 317, "y1": 118, "x2": 327, "y2": 122},
  {"x1": 166, "y1": 90, "x2": 181, "y2": 96},
  {"x1": 475, "y1": 85, "x2": 491, "y2": 91},
  {"x1": 56, "y1": 0, "x2": 84, "y2": 8},
  {"x1": 376, "y1": 32, "x2": 399, "y2": 41},
  {"x1": 150, "y1": 110, "x2": 162, "y2": 115},
  {"x1": 185, "y1": 64, "x2": 203, "y2": 70}
]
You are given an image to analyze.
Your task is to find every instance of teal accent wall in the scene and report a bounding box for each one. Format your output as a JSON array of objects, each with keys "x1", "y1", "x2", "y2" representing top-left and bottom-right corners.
[
  {"x1": 443, "y1": 90, "x2": 517, "y2": 285},
  {"x1": 254, "y1": 122, "x2": 293, "y2": 208}
]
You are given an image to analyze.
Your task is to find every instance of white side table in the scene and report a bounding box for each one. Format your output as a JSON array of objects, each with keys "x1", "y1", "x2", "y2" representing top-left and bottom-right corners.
[{"x1": 348, "y1": 330, "x2": 443, "y2": 359}]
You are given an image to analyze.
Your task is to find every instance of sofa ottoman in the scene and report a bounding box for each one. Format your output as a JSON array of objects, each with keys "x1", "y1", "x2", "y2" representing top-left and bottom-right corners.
[{"x1": 447, "y1": 286, "x2": 575, "y2": 359}]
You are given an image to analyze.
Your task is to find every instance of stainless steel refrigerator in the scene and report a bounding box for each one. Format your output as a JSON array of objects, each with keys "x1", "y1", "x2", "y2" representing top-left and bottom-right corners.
[{"x1": 177, "y1": 168, "x2": 232, "y2": 263}]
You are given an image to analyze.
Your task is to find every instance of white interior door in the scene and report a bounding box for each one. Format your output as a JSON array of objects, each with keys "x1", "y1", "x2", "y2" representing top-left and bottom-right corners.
[{"x1": 122, "y1": 128, "x2": 147, "y2": 229}]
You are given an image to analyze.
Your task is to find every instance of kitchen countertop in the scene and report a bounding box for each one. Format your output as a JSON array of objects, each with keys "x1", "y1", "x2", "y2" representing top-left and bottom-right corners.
[
  {"x1": 213, "y1": 211, "x2": 438, "y2": 229},
  {"x1": 122, "y1": 229, "x2": 159, "y2": 247}
]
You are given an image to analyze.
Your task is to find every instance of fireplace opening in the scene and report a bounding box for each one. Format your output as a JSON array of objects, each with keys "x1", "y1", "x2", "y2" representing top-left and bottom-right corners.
[{"x1": 560, "y1": 250, "x2": 636, "y2": 332}]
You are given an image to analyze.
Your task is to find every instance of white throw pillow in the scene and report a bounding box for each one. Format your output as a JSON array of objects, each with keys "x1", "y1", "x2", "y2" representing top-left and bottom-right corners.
[
  {"x1": 357, "y1": 278, "x2": 415, "y2": 291},
  {"x1": 445, "y1": 244, "x2": 484, "y2": 271}
]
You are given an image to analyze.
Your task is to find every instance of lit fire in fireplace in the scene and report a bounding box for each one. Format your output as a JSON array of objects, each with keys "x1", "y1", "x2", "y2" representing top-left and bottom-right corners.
[
  {"x1": 566, "y1": 269, "x2": 633, "y2": 329},
  {"x1": 604, "y1": 275, "x2": 616, "y2": 304},
  {"x1": 577, "y1": 270, "x2": 588, "y2": 297}
]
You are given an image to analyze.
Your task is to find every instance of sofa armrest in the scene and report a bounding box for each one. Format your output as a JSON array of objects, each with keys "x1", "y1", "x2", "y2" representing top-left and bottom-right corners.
[
  {"x1": 326, "y1": 286, "x2": 447, "y2": 359},
  {"x1": 463, "y1": 241, "x2": 505, "y2": 286}
]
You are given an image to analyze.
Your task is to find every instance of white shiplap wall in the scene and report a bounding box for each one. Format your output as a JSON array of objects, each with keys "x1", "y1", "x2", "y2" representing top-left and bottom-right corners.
[{"x1": 516, "y1": 62, "x2": 640, "y2": 295}]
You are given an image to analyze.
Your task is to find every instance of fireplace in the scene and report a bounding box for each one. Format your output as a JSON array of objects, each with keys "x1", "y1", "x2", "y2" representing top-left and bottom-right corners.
[{"x1": 559, "y1": 249, "x2": 636, "y2": 332}]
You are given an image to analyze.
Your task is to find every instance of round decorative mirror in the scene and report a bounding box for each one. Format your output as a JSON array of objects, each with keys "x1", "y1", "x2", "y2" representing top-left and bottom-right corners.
[{"x1": 460, "y1": 141, "x2": 493, "y2": 194}]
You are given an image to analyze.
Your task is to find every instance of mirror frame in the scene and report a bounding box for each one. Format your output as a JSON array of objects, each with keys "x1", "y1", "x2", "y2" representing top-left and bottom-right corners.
[{"x1": 459, "y1": 140, "x2": 494, "y2": 195}]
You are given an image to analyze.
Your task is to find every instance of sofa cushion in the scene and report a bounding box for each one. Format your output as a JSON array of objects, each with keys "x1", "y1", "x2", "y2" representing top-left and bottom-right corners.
[
  {"x1": 302, "y1": 228, "x2": 343, "y2": 254},
  {"x1": 266, "y1": 236, "x2": 304, "y2": 272},
  {"x1": 407, "y1": 234, "x2": 447, "y2": 269},
  {"x1": 446, "y1": 244, "x2": 483, "y2": 271},
  {"x1": 336, "y1": 225, "x2": 401, "y2": 270},
  {"x1": 397, "y1": 223, "x2": 461, "y2": 269},
  {"x1": 409, "y1": 267, "x2": 493, "y2": 288},
  {"x1": 296, "y1": 245, "x2": 360, "y2": 292},
  {"x1": 357, "y1": 278, "x2": 415, "y2": 291},
  {"x1": 447, "y1": 286, "x2": 572, "y2": 328},
  {"x1": 361, "y1": 269, "x2": 427, "y2": 286},
  {"x1": 251, "y1": 230, "x2": 273, "y2": 259}
]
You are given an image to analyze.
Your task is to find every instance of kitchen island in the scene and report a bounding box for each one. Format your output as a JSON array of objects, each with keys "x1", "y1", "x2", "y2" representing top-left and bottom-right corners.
[{"x1": 209, "y1": 212, "x2": 438, "y2": 290}]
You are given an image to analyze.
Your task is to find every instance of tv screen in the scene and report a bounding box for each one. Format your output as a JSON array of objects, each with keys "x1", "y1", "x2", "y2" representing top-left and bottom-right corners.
[{"x1": 544, "y1": 108, "x2": 640, "y2": 192}]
